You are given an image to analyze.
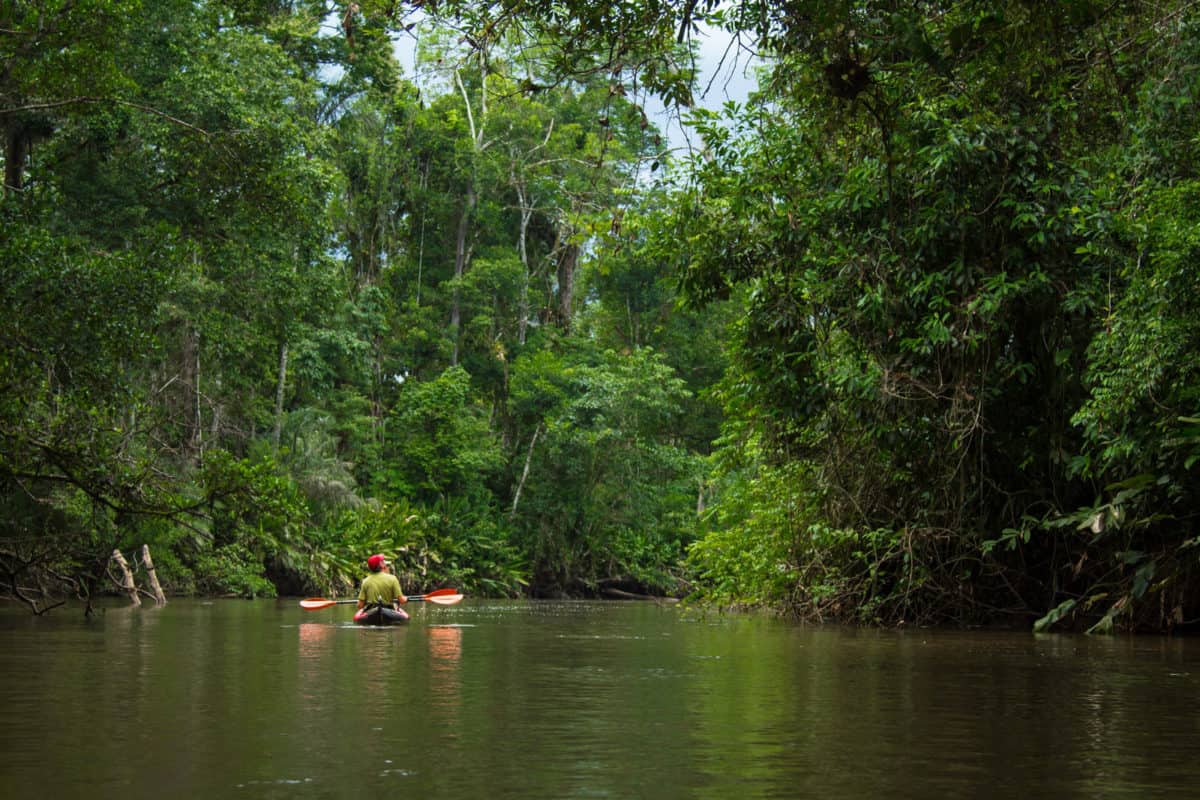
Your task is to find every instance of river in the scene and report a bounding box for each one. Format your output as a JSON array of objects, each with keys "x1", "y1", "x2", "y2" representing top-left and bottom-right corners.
[{"x1": 1, "y1": 598, "x2": 1198, "y2": 798}]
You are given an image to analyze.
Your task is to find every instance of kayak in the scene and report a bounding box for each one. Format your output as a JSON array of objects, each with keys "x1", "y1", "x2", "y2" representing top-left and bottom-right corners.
[
  {"x1": 353, "y1": 604, "x2": 409, "y2": 625},
  {"x1": 353, "y1": 604, "x2": 410, "y2": 626}
]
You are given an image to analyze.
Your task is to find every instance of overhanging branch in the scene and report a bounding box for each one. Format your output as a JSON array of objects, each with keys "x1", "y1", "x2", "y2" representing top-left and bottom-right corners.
[{"x1": 0, "y1": 97, "x2": 212, "y2": 137}]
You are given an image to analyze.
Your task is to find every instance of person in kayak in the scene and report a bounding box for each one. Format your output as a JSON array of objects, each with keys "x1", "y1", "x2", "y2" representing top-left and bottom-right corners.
[{"x1": 357, "y1": 554, "x2": 407, "y2": 612}]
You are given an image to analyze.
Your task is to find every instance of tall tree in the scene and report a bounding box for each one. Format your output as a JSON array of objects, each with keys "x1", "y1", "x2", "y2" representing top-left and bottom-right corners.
[
  {"x1": 670, "y1": 1, "x2": 1200, "y2": 629},
  {"x1": 1, "y1": 0, "x2": 339, "y2": 604}
]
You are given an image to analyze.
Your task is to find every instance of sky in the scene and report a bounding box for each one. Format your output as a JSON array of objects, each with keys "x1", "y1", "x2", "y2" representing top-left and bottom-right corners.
[
  {"x1": 390, "y1": 20, "x2": 762, "y2": 158},
  {"x1": 651, "y1": 23, "x2": 762, "y2": 156}
]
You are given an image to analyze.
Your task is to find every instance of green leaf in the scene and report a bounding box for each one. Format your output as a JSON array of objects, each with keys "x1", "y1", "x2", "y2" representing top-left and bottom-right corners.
[{"x1": 1034, "y1": 599, "x2": 1077, "y2": 633}]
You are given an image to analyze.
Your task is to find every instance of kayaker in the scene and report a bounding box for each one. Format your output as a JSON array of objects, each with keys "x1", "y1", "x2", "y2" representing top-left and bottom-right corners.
[{"x1": 357, "y1": 554, "x2": 407, "y2": 612}]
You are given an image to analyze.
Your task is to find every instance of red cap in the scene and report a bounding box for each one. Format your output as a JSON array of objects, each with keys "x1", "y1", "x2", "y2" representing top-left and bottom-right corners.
[{"x1": 367, "y1": 554, "x2": 388, "y2": 571}]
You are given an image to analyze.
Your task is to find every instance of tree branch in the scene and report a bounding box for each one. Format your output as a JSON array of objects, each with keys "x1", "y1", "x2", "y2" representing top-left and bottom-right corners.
[{"x1": 0, "y1": 97, "x2": 211, "y2": 137}]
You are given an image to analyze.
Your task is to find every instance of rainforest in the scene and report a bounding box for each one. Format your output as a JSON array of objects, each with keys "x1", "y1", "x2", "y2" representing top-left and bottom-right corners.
[{"x1": 3, "y1": 0, "x2": 1199, "y2": 632}]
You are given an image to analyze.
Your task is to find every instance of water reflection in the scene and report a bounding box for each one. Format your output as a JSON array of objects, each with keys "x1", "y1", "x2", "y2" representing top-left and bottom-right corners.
[
  {"x1": 3, "y1": 601, "x2": 1200, "y2": 799},
  {"x1": 297, "y1": 622, "x2": 334, "y2": 710},
  {"x1": 428, "y1": 624, "x2": 463, "y2": 663},
  {"x1": 298, "y1": 621, "x2": 334, "y2": 656},
  {"x1": 427, "y1": 625, "x2": 463, "y2": 715}
]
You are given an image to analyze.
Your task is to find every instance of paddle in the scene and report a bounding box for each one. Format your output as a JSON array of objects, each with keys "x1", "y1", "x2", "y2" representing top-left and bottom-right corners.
[
  {"x1": 407, "y1": 589, "x2": 464, "y2": 606},
  {"x1": 299, "y1": 588, "x2": 462, "y2": 610},
  {"x1": 299, "y1": 598, "x2": 356, "y2": 608}
]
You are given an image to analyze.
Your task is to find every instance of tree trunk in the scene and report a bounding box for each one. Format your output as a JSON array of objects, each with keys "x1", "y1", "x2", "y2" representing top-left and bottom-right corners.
[
  {"x1": 140, "y1": 545, "x2": 167, "y2": 606},
  {"x1": 194, "y1": 327, "x2": 203, "y2": 457},
  {"x1": 510, "y1": 422, "x2": 542, "y2": 517},
  {"x1": 272, "y1": 341, "x2": 288, "y2": 452},
  {"x1": 516, "y1": 185, "x2": 534, "y2": 346},
  {"x1": 450, "y1": 187, "x2": 476, "y2": 365},
  {"x1": 179, "y1": 323, "x2": 203, "y2": 459},
  {"x1": 3, "y1": 124, "x2": 29, "y2": 194},
  {"x1": 556, "y1": 240, "x2": 579, "y2": 331},
  {"x1": 601, "y1": 587, "x2": 680, "y2": 603},
  {"x1": 450, "y1": 62, "x2": 486, "y2": 366},
  {"x1": 110, "y1": 549, "x2": 141, "y2": 607}
]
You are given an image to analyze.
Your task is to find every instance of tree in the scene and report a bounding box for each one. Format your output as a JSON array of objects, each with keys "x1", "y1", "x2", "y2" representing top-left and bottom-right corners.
[
  {"x1": 506, "y1": 345, "x2": 698, "y2": 594},
  {"x1": 669, "y1": 1, "x2": 1200, "y2": 628},
  {"x1": 1, "y1": 0, "x2": 340, "y2": 605},
  {"x1": 1, "y1": 0, "x2": 143, "y2": 192},
  {"x1": 378, "y1": 365, "x2": 502, "y2": 503}
]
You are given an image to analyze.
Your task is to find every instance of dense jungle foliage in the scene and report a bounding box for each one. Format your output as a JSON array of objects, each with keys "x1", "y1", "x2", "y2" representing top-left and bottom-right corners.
[{"x1": 3, "y1": 0, "x2": 1198, "y2": 632}]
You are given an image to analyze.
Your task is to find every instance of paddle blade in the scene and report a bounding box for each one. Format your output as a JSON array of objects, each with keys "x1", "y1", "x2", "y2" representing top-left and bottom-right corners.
[
  {"x1": 404, "y1": 587, "x2": 460, "y2": 603},
  {"x1": 424, "y1": 593, "x2": 464, "y2": 606},
  {"x1": 300, "y1": 598, "x2": 357, "y2": 609}
]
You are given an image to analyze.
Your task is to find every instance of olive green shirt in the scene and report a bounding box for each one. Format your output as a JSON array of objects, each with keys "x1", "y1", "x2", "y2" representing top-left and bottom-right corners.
[{"x1": 358, "y1": 571, "x2": 405, "y2": 605}]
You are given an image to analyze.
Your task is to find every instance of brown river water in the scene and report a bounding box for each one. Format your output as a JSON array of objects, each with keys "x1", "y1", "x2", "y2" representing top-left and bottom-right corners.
[{"x1": 1, "y1": 598, "x2": 1198, "y2": 798}]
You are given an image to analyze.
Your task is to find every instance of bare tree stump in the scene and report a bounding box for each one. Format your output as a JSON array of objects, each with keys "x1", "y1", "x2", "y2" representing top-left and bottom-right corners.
[
  {"x1": 110, "y1": 549, "x2": 141, "y2": 607},
  {"x1": 141, "y1": 544, "x2": 167, "y2": 606}
]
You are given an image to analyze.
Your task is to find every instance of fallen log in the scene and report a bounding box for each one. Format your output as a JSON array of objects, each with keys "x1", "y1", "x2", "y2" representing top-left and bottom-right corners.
[
  {"x1": 110, "y1": 549, "x2": 141, "y2": 607},
  {"x1": 602, "y1": 587, "x2": 679, "y2": 603},
  {"x1": 140, "y1": 545, "x2": 167, "y2": 605}
]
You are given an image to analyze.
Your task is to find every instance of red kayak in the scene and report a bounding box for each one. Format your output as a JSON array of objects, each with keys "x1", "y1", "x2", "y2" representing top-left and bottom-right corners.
[{"x1": 353, "y1": 604, "x2": 410, "y2": 625}]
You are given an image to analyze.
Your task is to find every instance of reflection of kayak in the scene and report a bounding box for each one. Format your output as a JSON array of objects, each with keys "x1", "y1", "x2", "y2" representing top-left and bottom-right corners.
[{"x1": 353, "y1": 604, "x2": 410, "y2": 625}]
